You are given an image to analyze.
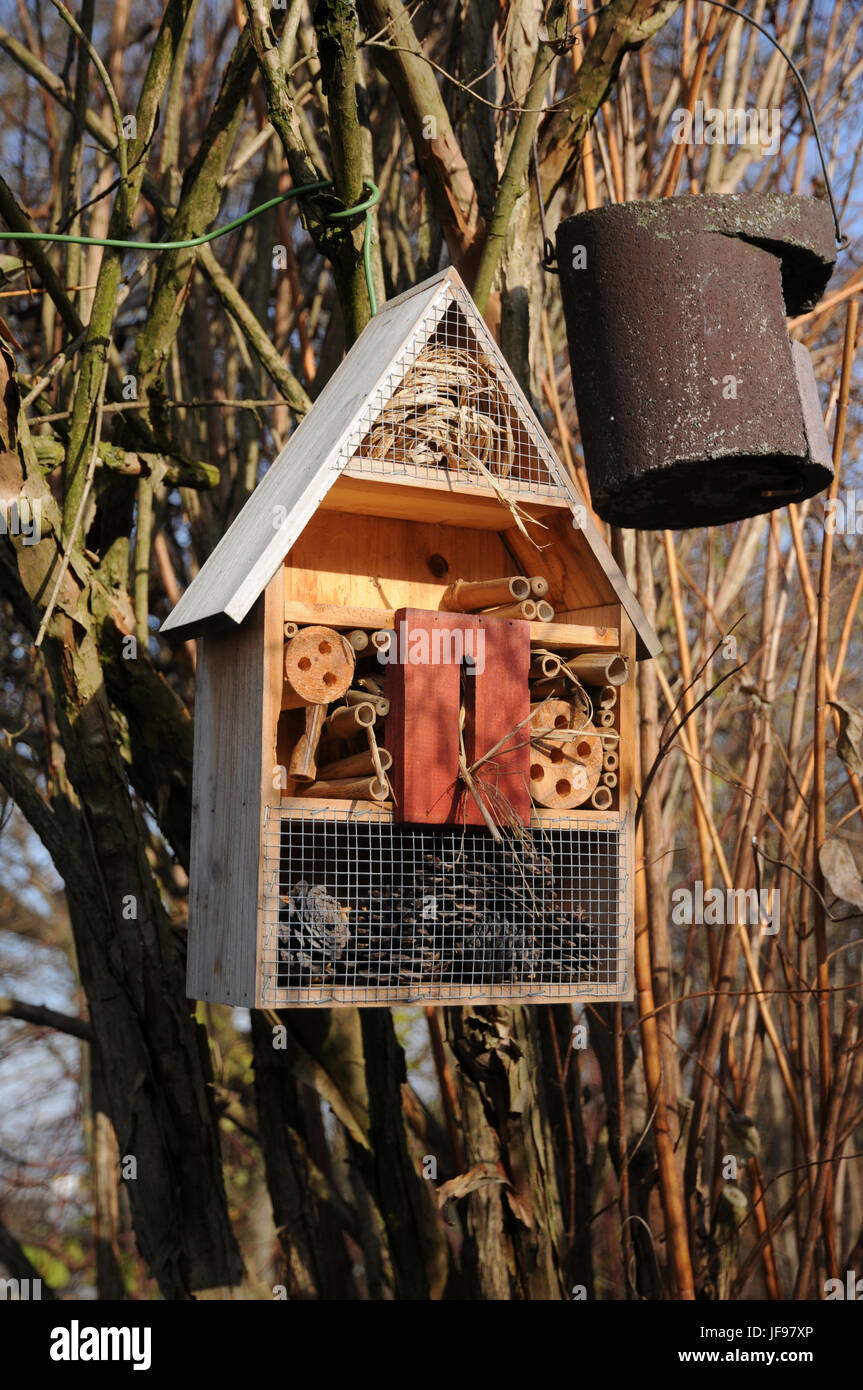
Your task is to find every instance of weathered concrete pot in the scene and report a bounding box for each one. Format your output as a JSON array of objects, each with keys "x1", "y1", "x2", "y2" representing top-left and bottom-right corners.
[{"x1": 556, "y1": 194, "x2": 837, "y2": 528}]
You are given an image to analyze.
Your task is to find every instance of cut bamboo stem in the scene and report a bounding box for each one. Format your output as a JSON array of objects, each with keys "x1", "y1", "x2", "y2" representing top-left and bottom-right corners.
[
  {"x1": 591, "y1": 785, "x2": 613, "y2": 809},
  {"x1": 289, "y1": 702, "x2": 327, "y2": 783},
  {"x1": 567, "y1": 652, "x2": 629, "y2": 685},
  {"x1": 585, "y1": 683, "x2": 616, "y2": 709},
  {"x1": 442, "y1": 575, "x2": 530, "y2": 611},
  {"x1": 597, "y1": 709, "x2": 615, "y2": 727},
  {"x1": 602, "y1": 771, "x2": 618, "y2": 788},
  {"x1": 317, "y1": 747, "x2": 393, "y2": 779},
  {"x1": 370, "y1": 629, "x2": 393, "y2": 652},
  {"x1": 347, "y1": 629, "x2": 369, "y2": 652},
  {"x1": 603, "y1": 750, "x2": 619, "y2": 772},
  {"x1": 528, "y1": 576, "x2": 549, "y2": 598},
  {"x1": 531, "y1": 677, "x2": 568, "y2": 700},
  {"x1": 303, "y1": 775, "x2": 388, "y2": 801},
  {"x1": 326, "y1": 702, "x2": 376, "y2": 738},
  {"x1": 530, "y1": 652, "x2": 562, "y2": 680},
  {"x1": 535, "y1": 600, "x2": 555, "y2": 623},
  {"x1": 601, "y1": 734, "x2": 617, "y2": 752},
  {"x1": 481, "y1": 599, "x2": 537, "y2": 621},
  {"x1": 355, "y1": 673, "x2": 385, "y2": 697},
  {"x1": 366, "y1": 723, "x2": 387, "y2": 788},
  {"x1": 284, "y1": 621, "x2": 298, "y2": 639},
  {"x1": 345, "y1": 688, "x2": 389, "y2": 717}
]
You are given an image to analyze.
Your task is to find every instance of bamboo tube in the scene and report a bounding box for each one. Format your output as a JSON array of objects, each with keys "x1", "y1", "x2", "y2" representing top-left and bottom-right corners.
[
  {"x1": 442, "y1": 575, "x2": 530, "y2": 611},
  {"x1": 603, "y1": 750, "x2": 619, "y2": 772},
  {"x1": 602, "y1": 771, "x2": 618, "y2": 788},
  {"x1": 585, "y1": 683, "x2": 616, "y2": 709},
  {"x1": 481, "y1": 599, "x2": 537, "y2": 620},
  {"x1": 317, "y1": 747, "x2": 393, "y2": 779},
  {"x1": 531, "y1": 677, "x2": 568, "y2": 700},
  {"x1": 591, "y1": 785, "x2": 613, "y2": 810},
  {"x1": 535, "y1": 600, "x2": 555, "y2": 622},
  {"x1": 347, "y1": 629, "x2": 369, "y2": 652},
  {"x1": 528, "y1": 576, "x2": 549, "y2": 598},
  {"x1": 303, "y1": 775, "x2": 388, "y2": 801},
  {"x1": 601, "y1": 734, "x2": 617, "y2": 752},
  {"x1": 530, "y1": 652, "x2": 562, "y2": 680},
  {"x1": 345, "y1": 689, "x2": 389, "y2": 717},
  {"x1": 326, "y1": 702, "x2": 376, "y2": 738},
  {"x1": 567, "y1": 652, "x2": 630, "y2": 686},
  {"x1": 355, "y1": 673, "x2": 385, "y2": 697},
  {"x1": 370, "y1": 629, "x2": 393, "y2": 652},
  {"x1": 366, "y1": 723, "x2": 387, "y2": 788},
  {"x1": 289, "y1": 702, "x2": 327, "y2": 783},
  {"x1": 597, "y1": 709, "x2": 615, "y2": 727},
  {"x1": 284, "y1": 621, "x2": 298, "y2": 639}
]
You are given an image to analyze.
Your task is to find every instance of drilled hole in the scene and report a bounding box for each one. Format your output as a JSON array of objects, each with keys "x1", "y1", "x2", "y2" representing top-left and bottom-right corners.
[
  {"x1": 530, "y1": 763, "x2": 544, "y2": 780},
  {"x1": 556, "y1": 779, "x2": 571, "y2": 796},
  {"x1": 318, "y1": 641, "x2": 332, "y2": 654},
  {"x1": 576, "y1": 741, "x2": 591, "y2": 759},
  {"x1": 297, "y1": 657, "x2": 311, "y2": 671},
  {"x1": 554, "y1": 714, "x2": 567, "y2": 728},
  {"x1": 323, "y1": 671, "x2": 337, "y2": 686},
  {"x1": 549, "y1": 747, "x2": 564, "y2": 764}
]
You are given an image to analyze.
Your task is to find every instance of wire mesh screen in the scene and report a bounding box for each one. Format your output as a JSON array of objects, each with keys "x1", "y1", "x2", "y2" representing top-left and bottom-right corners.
[
  {"x1": 260, "y1": 806, "x2": 630, "y2": 1006},
  {"x1": 340, "y1": 287, "x2": 569, "y2": 498}
]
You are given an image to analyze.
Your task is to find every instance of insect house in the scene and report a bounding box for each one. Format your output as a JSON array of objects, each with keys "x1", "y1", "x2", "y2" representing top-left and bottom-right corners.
[{"x1": 162, "y1": 268, "x2": 660, "y2": 1008}]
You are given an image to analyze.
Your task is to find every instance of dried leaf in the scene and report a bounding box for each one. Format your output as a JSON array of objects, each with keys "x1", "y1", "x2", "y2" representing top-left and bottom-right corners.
[
  {"x1": 819, "y1": 837, "x2": 863, "y2": 913},
  {"x1": 829, "y1": 700, "x2": 863, "y2": 776},
  {"x1": 436, "y1": 1161, "x2": 509, "y2": 1207}
]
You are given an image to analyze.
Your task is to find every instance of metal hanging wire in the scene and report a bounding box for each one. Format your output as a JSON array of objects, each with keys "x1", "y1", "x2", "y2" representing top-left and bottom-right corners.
[{"x1": 535, "y1": 0, "x2": 849, "y2": 272}]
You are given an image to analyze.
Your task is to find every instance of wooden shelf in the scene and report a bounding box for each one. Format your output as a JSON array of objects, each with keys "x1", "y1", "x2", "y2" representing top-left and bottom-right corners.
[
  {"x1": 277, "y1": 797, "x2": 621, "y2": 825},
  {"x1": 282, "y1": 599, "x2": 619, "y2": 649},
  {"x1": 319, "y1": 468, "x2": 570, "y2": 531}
]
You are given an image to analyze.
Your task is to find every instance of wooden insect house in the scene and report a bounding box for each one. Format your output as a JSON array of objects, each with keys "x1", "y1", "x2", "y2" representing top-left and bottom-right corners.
[{"x1": 162, "y1": 268, "x2": 660, "y2": 1008}]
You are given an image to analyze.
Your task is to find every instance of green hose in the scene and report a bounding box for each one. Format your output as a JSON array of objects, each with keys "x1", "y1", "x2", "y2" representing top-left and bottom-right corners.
[{"x1": 0, "y1": 177, "x2": 380, "y2": 315}]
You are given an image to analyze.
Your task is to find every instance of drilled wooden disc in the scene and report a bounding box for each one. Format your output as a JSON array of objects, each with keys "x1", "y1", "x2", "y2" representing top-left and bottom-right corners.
[
  {"x1": 529, "y1": 700, "x2": 602, "y2": 809},
  {"x1": 284, "y1": 626, "x2": 354, "y2": 705}
]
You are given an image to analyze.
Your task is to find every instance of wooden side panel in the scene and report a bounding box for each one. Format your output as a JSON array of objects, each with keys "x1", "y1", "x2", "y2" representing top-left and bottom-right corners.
[
  {"x1": 187, "y1": 571, "x2": 283, "y2": 1006},
  {"x1": 187, "y1": 600, "x2": 267, "y2": 1006},
  {"x1": 617, "y1": 609, "x2": 637, "y2": 999},
  {"x1": 284, "y1": 512, "x2": 511, "y2": 612}
]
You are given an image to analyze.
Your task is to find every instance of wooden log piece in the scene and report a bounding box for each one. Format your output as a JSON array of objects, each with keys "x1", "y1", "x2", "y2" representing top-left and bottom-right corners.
[
  {"x1": 528, "y1": 700, "x2": 602, "y2": 809},
  {"x1": 442, "y1": 576, "x2": 530, "y2": 612},
  {"x1": 317, "y1": 747, "x2": 393, "y2": 779},
  {"x1": 283, "y1": 626, "x2": 354, "y2": 709},
  {"x1": 289, "y1": 702, "x2": 327, "y2": 783},
  {"x1": 529, "y1": 576, "x2": 549, "y2": 598},
  {"x1": 567, "y1": 652, "x2": 630, "y2": 686},
  {"x1": 303, "y1": 776, "x2": 388, "y2": 801},
  {"x1": 480, "y1": 599, "x2": 537, "y2": 621},
  {"x1": 326, "y1": 702, "x2": 376, "y2": 738},
  {"x1": 591, "y1": 785, "x2": 613, "y2": 810}
]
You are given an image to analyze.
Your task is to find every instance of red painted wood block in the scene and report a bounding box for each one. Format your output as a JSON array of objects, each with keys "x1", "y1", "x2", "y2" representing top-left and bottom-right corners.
[
  {"x1": 459, "y1": 615, "x2": 531, "y2": 827},
  {"x1": 385, "y1": 608, "x2": 530, "y2": 827}
]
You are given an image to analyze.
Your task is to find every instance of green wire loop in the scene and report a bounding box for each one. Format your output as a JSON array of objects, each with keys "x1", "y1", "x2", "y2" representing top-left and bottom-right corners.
[{"x1": 0, "y1": 176, "x2": 380, "y2": 315}]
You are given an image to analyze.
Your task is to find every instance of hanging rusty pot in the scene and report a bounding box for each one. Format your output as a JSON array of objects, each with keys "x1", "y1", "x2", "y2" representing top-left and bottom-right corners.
[{"x1": 556, "y1": 194, "x2": 837, "y2": 528}]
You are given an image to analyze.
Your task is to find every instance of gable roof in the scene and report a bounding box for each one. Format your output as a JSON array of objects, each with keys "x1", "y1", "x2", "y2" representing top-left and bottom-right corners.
[{"x1": 161, "y1": 267, "x2": 659, "y2": 657}]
